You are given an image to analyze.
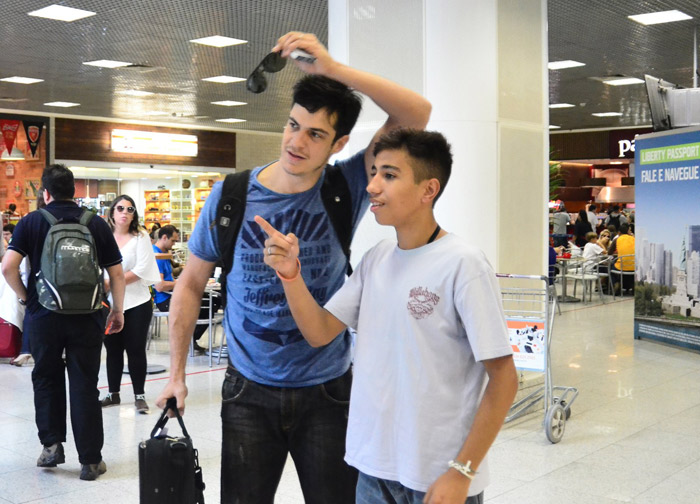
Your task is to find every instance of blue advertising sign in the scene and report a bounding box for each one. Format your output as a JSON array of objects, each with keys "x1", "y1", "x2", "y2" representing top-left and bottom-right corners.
[{"x1": 634, "y1": 126, "x2": 700, "y2": 351}]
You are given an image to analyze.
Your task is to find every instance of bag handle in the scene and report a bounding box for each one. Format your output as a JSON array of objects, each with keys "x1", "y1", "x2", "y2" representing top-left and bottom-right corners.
[{"x1": 150, "y1": 397, "x2": 191, "y2": 439}]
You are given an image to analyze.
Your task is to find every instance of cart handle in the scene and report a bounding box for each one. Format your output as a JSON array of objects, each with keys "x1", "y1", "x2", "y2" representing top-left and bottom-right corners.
[{"x1": 496, "y1": 273, "x2": 549, "y2": 282}]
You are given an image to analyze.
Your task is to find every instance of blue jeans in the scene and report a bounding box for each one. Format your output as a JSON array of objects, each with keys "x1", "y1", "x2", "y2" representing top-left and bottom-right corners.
[
  {"x1": 220, "y1": 365, "x2": 357, "y2": 504},
  {"x1": 356, "y1": 472, "x2": 484, "y2": 504}
]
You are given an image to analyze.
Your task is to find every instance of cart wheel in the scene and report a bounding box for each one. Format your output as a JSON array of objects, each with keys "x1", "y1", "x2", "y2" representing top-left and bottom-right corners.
[
  {"x1": 545, "y1": 403, "x2": 566, "y2": 443},
  {"x1": 553, "y1": 398, "x2": 572, "y2": 420}
]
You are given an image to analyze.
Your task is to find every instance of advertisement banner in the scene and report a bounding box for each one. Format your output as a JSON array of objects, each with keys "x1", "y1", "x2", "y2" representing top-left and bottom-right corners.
[
  {"x1": 634, "y1": 126, "x2": 700, "y2": 351},
  {"x1": 23, "y1": 120, "x2": 44, "y2": 158},
  {"x1": 0, "y1": 119, "x2": 21, "y2": 154},
  {"x1": 507, "y1": 319, "x2": 546, "y2": 372}
]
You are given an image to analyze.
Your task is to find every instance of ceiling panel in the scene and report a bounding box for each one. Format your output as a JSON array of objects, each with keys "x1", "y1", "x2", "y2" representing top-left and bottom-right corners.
[{"x1": 1, "y1": 1, "x2": 698, "y2": 133}]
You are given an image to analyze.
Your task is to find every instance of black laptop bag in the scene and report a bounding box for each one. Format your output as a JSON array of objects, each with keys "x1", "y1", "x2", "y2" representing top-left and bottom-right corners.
[{"x1": 139, "y1": 398, "x2": 205, "y2": 504}]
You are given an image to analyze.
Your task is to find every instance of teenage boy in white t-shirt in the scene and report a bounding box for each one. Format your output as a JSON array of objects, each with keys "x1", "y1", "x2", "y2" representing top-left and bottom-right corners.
[{"x1": 255, "y1": 129, "x2": 518, "y2": 504}]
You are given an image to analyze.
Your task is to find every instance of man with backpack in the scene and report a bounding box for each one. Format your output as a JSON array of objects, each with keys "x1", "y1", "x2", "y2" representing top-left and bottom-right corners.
[
  {"x1": 1, "y1": 164, "x2": 125, "y2": 481},
  {"x1": 604, "y1": 204, "x2": 627, "y2": 230},
  {"x1": 156, "y1": 31, "x2": 431, "y2": 503}
]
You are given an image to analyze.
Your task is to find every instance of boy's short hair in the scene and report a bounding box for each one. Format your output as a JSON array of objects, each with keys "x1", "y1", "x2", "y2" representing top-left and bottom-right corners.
[
  {"x1": 373, "y1": 129, "x2": 453, "y2": 203},
  {"x1": 158, "y1": 225, "x2": 180, "y2": 239},
  {"x1": 586, "y1": 232, "x2": 598, "y2": 242},
  {"x1": 292, "y1": 75, "x2": 363, "y2": 141},
  {"x1": 42, "y1": 164, "x2": 75, "y2": 200}
]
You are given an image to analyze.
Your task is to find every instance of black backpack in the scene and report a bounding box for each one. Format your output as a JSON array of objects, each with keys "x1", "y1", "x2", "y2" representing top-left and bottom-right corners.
[
  {"x1": 607, "y1": 213, "x2": 622, "y2": 231},
  {"x1": 35, "y1": 208, "x2": 104, "y2": 314},
  {"x1": 215, "y1": 166, "x2": 353, "y2": 307}
]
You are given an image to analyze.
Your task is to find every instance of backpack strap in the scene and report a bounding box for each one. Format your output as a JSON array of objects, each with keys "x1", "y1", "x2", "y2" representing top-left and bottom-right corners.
[
  {"x1": 38, "y1": 208, "x2": 58, "y2": 226},
  {"x1": 79, "y1": 209, "x2": 96, "y2": 226},
  {"x1": 215, "y1": 171, "x2": 251, "y2": 307},
  {"x1": 321, "y1": 165, "x2": 353, "y2": 275}
]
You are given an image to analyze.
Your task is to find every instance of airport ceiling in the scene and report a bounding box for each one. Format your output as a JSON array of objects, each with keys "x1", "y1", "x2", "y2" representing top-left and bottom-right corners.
[{"x1": 1, "y1": 0, "x2": 699, "y2": 134}]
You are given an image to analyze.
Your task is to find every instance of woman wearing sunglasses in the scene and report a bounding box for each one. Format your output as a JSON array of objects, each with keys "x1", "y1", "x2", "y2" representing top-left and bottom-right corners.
[{"x1": 101, "y1": 195, "x2": 161, "y2": 413}]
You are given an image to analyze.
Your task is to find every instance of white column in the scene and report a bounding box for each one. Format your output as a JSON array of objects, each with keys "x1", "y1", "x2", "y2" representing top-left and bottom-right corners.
[{"x1": 329, "y1": 0, "x2": 548, "y2": 275}]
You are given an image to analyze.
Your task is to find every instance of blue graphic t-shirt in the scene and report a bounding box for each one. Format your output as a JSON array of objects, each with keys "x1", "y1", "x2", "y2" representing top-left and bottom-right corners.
[
  {"x1": 152, "y1": 244, "x2": 173, "y2": 305},
  {"x1": 188, "y1": 150, "x2": 369, "y2": 386}
]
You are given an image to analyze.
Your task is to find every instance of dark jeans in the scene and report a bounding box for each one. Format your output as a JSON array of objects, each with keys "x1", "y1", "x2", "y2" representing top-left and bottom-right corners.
[
  {"x1": 26, "y1": 312, "x2": 105, "y2": 464},
  {"x1": 552, "y1": 234, "x2": 568, "y2": 248},
  {"x1": 103, "y1": 300, "x2": 152, "y2": 395},
  {"x1": 220, "y1": 365, "x2": 357, "y2": 504},
  {"x1": 356, "y1": 472, "x2": 484, "y2": 504},
  {"x1": 156, "y1": 295, "x2": 221, "y2": 341}
]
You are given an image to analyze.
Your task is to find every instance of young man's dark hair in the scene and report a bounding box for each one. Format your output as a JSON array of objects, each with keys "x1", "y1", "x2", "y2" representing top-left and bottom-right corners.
[
  {"x1": 3, "y1": 223, "x2": 15, "y2": 234},
  {"x1": 41, "y1": 164, "x2": 75, "y2": 200},
  {"x1": 373, "y1": 128, "x2": 453, "y2": 203},
  {"x1": 619, "y1": 222, "x2": 630, "y2": 234},
  {"x1": 293, "y1": 75, "x2": 363, "y2": 141},
  {"x1": 589, "y1": 204, "x2": 596, "y2": 211},
  {"x1": 157, "y1": 225, "x2": 179, "y2": 239}
]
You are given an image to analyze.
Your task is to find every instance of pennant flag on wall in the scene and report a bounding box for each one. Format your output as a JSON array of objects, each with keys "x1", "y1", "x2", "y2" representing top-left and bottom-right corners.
[
  {"x1": 0, "y1": 119, "x2": 21, "y2": 154},
  {"x1": 23, "y1": 121, "x2": 44, "y2": 157}
]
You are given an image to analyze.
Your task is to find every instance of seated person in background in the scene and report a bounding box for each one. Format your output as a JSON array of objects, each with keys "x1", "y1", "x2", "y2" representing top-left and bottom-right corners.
[
  {"x1": 256, "y1": 129, "x2": 518, "y2": 504},
  {"x1": 3, "y1": 224, "x2": 15, "y2": 248},
  {"x1": 149, "y1": 223, "x2": 161, "y2": 245},
  {"x1": 152, "y1": 225, "x2": 220, "y2": 353},
  {"x1": 610, "y1": 223, "x2": 635, "y2": 293},
  {"x1": 574, "y1": 209, "x2": 592, "y2": 247},
  {"x1": 597, "y1": 229, "x2": 611, "y2": 251},
  {"x1": 582, "y1": 232, "x2": 606, "y2": 261},
  {"x1": 606, "y1": 225, "x2": 619, "y2": 255}
]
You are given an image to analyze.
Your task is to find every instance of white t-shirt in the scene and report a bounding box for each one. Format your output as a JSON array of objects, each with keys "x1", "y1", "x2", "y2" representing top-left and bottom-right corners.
[
  {"x1": 108, "y1": 231, "x2": 161, "y2": 311},
  {"x1": 582, "y1": 241, "x2": 604, "y2": 261},
  {"x1": 324, "y1": 233, "x2": 512, "y2": 495}
]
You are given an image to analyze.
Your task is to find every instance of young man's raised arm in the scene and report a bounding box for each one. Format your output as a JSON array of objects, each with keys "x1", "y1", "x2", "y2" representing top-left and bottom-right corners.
[
  {"x1": 255, "y1": 216, "x2": 346, "y2": 347},
  {"x1": 273, "y1": 32, "x2": 432, "y2": 178},
  {"x1": 155, "y1": 255, "x2": 214, "y2": 415}
]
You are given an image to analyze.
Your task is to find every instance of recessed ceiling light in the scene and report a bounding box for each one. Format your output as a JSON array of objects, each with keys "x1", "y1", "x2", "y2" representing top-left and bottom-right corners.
[
  {"x1": 592, "y1": 112, "x2": 622, "y2": 117},
  {"x1": 212, "y1": 100, "x2": 247, "y2": 107},
  {"x1": 44, "y1": 101, "x2": 80, "y2": 107},
  {"x1": 628, "y1": 10, "x2": 692, "y2": 25},
  {"x1": 549, "y1": 125, "x2": 561, "y2": 129},
  {"x1": 609, "y1": 161, "x2": 624, "y2": 165},
  {"x1": 190, "y1": 36, "x2": 247, "y2": 48},
  {"x1": 216, "y1": 118, "x2": 246, "y2": 123},
  {"x1": 603, "y1": 77, "x2": 644, "y2": 86},
  {"x1": 202, "y1": 75, "x2": 246, "y2": 84},
  {"x1": 119, "y1": 89, "x2": 154, "y2": 97},
  {"x1": 28, "y1": 5, "x2": 96, "y2": 22},
  {"x1": 83, "y1": 60, "x2": 132, "y2": 68},
  {"x1": 0, "y1": 76, "x2": 43, "y2": 84},
  {"x1": 548, "y1": 60, "x2": 585, "y2": 70},
  {"x1": 549, "y1": 103, "x2": 575, "y2": 109}
]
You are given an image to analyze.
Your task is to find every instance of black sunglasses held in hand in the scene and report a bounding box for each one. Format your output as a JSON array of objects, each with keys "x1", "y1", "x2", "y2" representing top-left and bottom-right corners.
[{"x1": 246, "y1": 52, "x2": 287, "y2": 94}]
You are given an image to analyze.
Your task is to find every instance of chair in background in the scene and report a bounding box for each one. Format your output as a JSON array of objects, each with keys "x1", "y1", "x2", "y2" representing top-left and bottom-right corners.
[
  {"x1": 565, "y1": 256, "x2": 607, "y2": 304},
  {"x1": 609, "y1": 254, "x2": 635, "y2": 299}
]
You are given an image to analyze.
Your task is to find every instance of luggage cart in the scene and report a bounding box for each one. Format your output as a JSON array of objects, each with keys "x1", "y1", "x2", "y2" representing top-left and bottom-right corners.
[{"x1": 497, "y1": 273, "x2": 578, "y2": 443}]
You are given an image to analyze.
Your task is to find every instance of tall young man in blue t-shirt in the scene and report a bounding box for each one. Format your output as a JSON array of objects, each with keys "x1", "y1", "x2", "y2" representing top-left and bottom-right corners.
[{"x1": 156, "y1": 31, "x2": 431, "y2": 504}]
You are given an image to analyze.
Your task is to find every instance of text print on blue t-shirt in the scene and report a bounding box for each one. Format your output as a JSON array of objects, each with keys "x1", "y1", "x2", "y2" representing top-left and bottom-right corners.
[{"x1": 234, "y1": 209, "x2": 335, "y2": 346}]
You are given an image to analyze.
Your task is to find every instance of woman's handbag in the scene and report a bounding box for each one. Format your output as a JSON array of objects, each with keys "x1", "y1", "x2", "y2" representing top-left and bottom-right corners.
[{"x1": 139, "y1": 397, "x2": 205, "y2": 504}]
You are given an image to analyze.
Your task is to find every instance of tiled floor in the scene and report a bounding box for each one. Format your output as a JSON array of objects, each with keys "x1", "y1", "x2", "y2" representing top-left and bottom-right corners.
[{"x1": 1, "y1": 290, "x2": 700, "y2": 503}]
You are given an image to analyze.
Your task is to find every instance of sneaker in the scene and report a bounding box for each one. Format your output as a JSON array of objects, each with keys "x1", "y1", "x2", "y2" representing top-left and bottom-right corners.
[
  {"x1": 80, "y1": 460, "x2": 107, "y2": 481},
  {"x1": 37, "y1": 443, "x2": 65, "y2": 467},
  {"x1": 100, "y1": 393, "x2": 120, "y2": 407},
  {"x1": 135, "y1": 398, "x2": 149, "y2": 414}
]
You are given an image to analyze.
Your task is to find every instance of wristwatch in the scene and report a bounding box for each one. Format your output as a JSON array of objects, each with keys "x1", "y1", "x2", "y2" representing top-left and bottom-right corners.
[{"x1": 18, "y1": 298, "x2": 27, "y2": 306}]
